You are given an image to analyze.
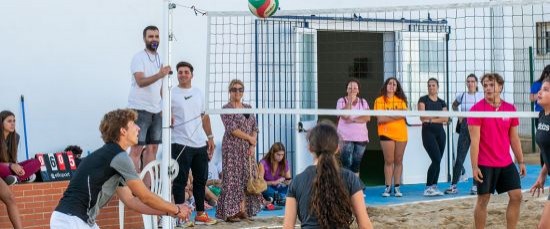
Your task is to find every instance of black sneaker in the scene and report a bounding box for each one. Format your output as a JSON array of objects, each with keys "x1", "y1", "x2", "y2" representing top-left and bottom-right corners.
[{"x1": 4, "y1": 175, "x2": 17, "y2": 185}]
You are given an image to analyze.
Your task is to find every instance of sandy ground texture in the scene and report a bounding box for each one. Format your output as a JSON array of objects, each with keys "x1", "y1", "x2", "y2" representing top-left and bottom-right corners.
[
  {"x1": 195, "y1": 153, "x2": 547, "y2": 228},
  {"x1": 188, "y1": 193, "x2": 546, "y2": 228}
]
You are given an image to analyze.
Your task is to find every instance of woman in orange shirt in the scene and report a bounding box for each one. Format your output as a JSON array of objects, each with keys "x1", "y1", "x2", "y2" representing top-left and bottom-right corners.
[{"x1": 373, "y1": 77, "x2": 408, "y2": 197}]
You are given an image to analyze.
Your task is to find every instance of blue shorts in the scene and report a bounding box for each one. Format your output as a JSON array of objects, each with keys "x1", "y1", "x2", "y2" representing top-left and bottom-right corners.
[{"x1": 134, "y1": 109, "x2": 162, "y2": 145}]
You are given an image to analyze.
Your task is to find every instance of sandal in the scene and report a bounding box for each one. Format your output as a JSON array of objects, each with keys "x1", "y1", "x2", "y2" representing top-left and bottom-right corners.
[
  {"x1": 226, "y1": 214, "x2": 241, "y2": 223},
  {"x1": 237, "y1": 211, "x2": 254, "y2": 221}
]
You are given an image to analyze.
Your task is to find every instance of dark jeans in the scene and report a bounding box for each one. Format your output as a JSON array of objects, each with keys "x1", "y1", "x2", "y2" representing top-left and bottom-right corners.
[
  {"x1": 262, "y1": 184, "x2": 288, "y2": 200},
  {"x1": 422, "y1": 124, "x2": 446, "y2": 186},
  {"x1": 172, "y1": 143, "x2": 208, "y2": 211},
  {"x1": 451, "y1": 120, "x2": 476, "y2": 185},
  {"x1": 340, "y1": 141, "x2": 367, "y2": 173}
]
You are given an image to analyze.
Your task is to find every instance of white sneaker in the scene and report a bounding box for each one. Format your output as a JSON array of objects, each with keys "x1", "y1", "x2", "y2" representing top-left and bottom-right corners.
[
  {"x1": 444, "y1": 185, "x2": 458, "y2": 194},
  {"x1": 394, "y1": 186, "x2": 403, "y2": 197},
  {"x1": 23, "y1": 174, "x2": 36, "y2": 183},
  {"x1": 431, "y1": 185, "x2": 444, "y2": 196},
  {"x1": 381, "y1": 186, "x2": 391, "y2": 197},
  {"x1": 424, "y1": 186, "x2": 439, "y2": 197}
]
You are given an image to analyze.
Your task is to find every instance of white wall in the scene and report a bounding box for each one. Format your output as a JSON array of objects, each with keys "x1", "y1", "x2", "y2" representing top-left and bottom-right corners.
[{"x1": 1, "y1": 0, "x2": 487, "y2": 161}]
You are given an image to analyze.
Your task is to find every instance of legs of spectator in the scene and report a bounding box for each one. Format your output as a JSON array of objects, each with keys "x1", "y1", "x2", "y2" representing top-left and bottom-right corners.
[
  {"x1": 339, "y1": 142, "x2": 353, "y2": 172},
  {"x1": 0, "y1": 163, "x2": 12, "y2": 179},
  {"x1": 506, "y1": 189, "x2": 522, "y2": 229},
  {"x1": 205, "y1": 187, "x2": 218, "y2": 205},
  {"x1": 262, "y1": 185, "x2": 277, "y2": 201},
  {"x1": 380, "y1": 140, "x2": 395, "y2": 188},
  {"x1": 17, "y1": 158, "x2": 40, "y2": 181},
  {"x1": 350, "y1": 143, "x2": 366, "y2": 176},
  {"x1": 474, "y1": 194, "x2": 490, "y2": 229},
  {"x1": 452, "y1": 121, "x2": 470, "y2": 185},
  {"x1": 191, "y1": 146, "x2": 208, "y2": 213},
  {"x1": 0, "y1": 178, "x2": 22, "y2": 229},
  {"x1": 171, "y1": 144, "x2": 192, "y2": 205},
  {"x1": 422, "y1": 128, "x2": 441, "y2": 187},
  {"x1": 393, "y1": 141, "x2": 407, "y2": 187},
  {"x1": 129, "y1": 145, "x2": 145, "y2": 173}
]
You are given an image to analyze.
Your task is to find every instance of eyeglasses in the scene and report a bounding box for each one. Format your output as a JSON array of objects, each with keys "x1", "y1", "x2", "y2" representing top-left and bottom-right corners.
[{"x1": 229, "y1": 87, "x2": 244, "y2": 93}]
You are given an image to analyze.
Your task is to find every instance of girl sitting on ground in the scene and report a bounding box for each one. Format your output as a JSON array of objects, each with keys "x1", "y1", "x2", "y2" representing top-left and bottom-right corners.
[{"x1": 258, "y1": 142, "x2": 291, "y2": 206}]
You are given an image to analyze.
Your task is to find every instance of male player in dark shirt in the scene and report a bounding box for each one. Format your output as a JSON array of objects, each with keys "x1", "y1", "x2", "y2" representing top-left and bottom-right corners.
[{"x1": 51, "y1": 109, "x2": 190, "y2": 228}]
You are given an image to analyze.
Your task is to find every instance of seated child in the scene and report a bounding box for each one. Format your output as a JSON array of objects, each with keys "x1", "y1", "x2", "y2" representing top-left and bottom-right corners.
[{"x1": 258, "y1": 142, "x2": 291, "y2": 206}]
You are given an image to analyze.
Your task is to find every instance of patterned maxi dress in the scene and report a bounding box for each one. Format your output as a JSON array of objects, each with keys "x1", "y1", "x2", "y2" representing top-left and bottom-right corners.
[{"x1": 216, "y1": 102, "x2": 263, "y2": 220}]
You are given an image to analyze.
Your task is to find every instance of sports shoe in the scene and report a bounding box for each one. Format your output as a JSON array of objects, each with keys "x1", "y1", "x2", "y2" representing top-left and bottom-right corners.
[
  {"x1": 470, "y1": 185, "x2": 478, "y2": 195},
  {"x1": 194, "y1": 212, "x2": 217, "y2": 225},
  {"x1": 444, "y1": 185, "x2": 458, "y2": 194},
  {"x1": 22, "y1": 174, "x2": 36, "y2": 183},
  {"x1": 424, "y1": 186, "x2": 440, "y2": 197},
  {"x1": 381, "y1": 186, "x2": 391, "y2": 197},
  {"x1": 394, "y1": 186, "x2": 403, "y2": 197},
  {"x1": 175, "y1": 218, "x2": 194, "y2": 228},
  {"x1": 4, "y1": 175, "x2": 17, "y2": 185},
  {"x1": 431, "y1": 185, "x2": 444, "y2": 196}
]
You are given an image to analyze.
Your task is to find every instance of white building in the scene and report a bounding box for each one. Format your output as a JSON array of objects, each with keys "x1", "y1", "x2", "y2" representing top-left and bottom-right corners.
[{"x1": 2, "y1": 0, "x2": 543, "y2": 185}]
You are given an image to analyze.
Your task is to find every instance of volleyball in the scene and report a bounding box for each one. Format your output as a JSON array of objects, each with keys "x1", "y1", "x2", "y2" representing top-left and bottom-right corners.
[{"x1": 248, "y1": 0, "x2": 279, "y2": 18}]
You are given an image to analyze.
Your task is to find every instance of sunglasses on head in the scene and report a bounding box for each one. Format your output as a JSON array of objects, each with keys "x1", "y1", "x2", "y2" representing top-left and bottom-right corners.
[{"x1": 229, "y1": 87, "x2": 244, "y2": 93}]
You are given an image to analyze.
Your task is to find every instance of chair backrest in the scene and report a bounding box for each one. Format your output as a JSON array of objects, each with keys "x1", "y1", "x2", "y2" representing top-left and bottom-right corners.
[
  {"x1": 141, "y1": 159, "x2": 179, "y2": 229},
  {"x1": 119, "y1": 159, "x2": 179, "y2": 229}
]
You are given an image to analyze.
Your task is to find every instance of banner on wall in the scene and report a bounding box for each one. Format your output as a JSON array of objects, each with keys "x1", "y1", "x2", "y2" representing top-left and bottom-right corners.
[{"x1": 35, "y1": 151, "x2": 78, "y2": 182}]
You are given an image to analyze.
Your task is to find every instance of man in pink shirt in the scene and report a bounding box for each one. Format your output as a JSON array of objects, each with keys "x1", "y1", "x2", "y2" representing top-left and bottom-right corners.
[{"x1": 468, "y1": 73, "x2": 526, "y2": 229}]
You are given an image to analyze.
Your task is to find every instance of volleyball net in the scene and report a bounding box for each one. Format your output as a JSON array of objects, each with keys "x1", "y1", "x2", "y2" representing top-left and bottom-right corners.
[{"x1": 202, "y1": 0, "x2": 549, "y2": 178}]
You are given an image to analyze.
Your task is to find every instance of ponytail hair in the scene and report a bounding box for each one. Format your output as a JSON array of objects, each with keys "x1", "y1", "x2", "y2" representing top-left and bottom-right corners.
[{"x1": 307, "y1": 121, "x2": 354, "y2": 228}]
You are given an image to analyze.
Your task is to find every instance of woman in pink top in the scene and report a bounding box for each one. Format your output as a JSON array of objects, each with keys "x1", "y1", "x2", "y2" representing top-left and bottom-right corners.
[
  {"x1": 258, "y1": 142, "x2": 291, "y2": 205},
  {"x1": 336, "y1": 79, "x2": 370, "y2": 176}
]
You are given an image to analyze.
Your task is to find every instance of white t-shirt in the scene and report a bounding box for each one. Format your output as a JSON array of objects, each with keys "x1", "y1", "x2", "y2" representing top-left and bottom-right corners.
[
  {"x1": 128, "y1": 50, "x2": 163, "y2": 113},
  {"x1": 455, "y1": 92, "x2": 484, "y2": 111},
  {"x1": 208, "y1": 161, "x2": 223, "y2": 180},
  {"x1": 171, "y1": 86, "x2": 208, "y2": 147}
]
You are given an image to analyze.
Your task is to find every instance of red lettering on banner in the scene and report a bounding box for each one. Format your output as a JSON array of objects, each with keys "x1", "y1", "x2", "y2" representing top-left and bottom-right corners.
[
  {"x1": 66, "y1": 152, "x2": 76, "y2": 170},
  {"x1": 56, "y1": 153, "x2": 66, "y2": 171},
  {"x1": 36, "y1": 153, "x2": 47, "y2": 171}
]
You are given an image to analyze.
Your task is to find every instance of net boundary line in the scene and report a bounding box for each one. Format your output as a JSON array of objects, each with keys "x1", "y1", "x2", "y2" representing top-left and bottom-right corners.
[
  {"x1": 208, "y1": 0, "x2": 550, "y2": 16},
  {"x1": 205, "y1": 108, "x2": 538, "y2": 118}
]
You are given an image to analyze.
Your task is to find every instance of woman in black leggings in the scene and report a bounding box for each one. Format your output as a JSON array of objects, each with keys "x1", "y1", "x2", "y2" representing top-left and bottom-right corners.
[{"x1": 418, "y1": 78, "x2": 448, "y2": 196}]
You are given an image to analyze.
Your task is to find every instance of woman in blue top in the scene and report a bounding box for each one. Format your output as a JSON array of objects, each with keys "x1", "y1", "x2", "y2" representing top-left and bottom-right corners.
[{"x1": 283, "y1": 121, "x2": 372, "y2": 229}]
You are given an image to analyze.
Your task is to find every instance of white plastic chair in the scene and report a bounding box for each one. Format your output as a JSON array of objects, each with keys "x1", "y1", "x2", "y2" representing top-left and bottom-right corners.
[{"x1": 119, "y1": 159, "x2": 179, "y2": 229}]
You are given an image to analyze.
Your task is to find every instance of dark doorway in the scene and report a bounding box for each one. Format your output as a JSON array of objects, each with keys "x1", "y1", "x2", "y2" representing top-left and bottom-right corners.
[{"x1": 317, "y1": 31, "x2": 386, "y2": 186}]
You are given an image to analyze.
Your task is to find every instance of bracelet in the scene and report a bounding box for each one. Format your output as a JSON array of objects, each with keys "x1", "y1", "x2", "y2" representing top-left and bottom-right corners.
[
  {"x1": 207, "y1": 134, "x2": 214, "y2": 139},
  {"x1": 518, "y1": 161, "x2": 525, "y2": 164}
]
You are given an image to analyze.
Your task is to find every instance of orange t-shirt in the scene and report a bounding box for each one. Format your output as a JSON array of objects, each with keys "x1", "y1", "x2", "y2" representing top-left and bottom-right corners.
[{"x1": 373, "y1": 96, "x2": 408, "y2": 142}]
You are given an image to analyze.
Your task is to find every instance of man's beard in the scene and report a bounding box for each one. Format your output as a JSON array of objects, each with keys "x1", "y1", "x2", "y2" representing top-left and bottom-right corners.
[{"x1": 146, "y1": 41, "x2": 159, "y2": 51}]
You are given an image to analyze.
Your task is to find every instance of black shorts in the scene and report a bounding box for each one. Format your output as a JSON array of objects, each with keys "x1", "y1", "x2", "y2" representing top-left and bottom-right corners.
[
  {"x1": 476, "y1": 163, "x2": 521, "y2": 195},
  {"x1": 379, "y1": 135, "x2": 392, "y2": 141}
]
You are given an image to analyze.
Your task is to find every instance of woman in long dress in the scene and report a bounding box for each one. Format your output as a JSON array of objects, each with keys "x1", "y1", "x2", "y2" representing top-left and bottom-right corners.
[{"x1": 216, "y1": 79, "x2": 263, "y2": 222}]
